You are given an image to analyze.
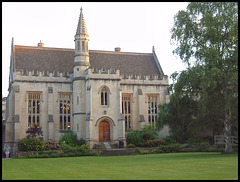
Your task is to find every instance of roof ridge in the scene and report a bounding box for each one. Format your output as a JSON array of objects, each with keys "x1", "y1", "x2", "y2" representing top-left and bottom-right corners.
[
  {"x1": 15, "y1": 45, "x2": 152, "y2": 55},
  {"x1": 15, "y1": 45, "x2": 74, "y2": 51},
  {"x1": 89, "y1": 49, "x2": 152, "y2": 56}
]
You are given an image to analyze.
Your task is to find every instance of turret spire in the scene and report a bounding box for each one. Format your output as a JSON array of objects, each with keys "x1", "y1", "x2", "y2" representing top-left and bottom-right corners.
[
  {"x1": 74, "y1": 7, "x2": 89, "y2": 64},
  {"x1": 76, "y1": 7, "x2": 88, "y2": 37}
]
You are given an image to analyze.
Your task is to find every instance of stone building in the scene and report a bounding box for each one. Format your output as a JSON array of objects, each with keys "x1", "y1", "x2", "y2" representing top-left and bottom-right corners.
[
  {"x1": 4, "y1": 8, "x2": 170, "y2": 154},
  {"x1": 2, "y1": 96, "x2": 7, "y2": 151}
]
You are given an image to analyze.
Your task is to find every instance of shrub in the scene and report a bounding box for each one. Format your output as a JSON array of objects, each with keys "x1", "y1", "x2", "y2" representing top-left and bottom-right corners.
[
  {"x1": 45, "y1": 139, "x2": 60, "y2": 150},
  {"x1": 126, "y1": 130, "x2": 144, "y2": 147},
  {"x1": 198, "y1": 142, "x2": 211, "y2": 151},
  {"x1": 136, "y1": 147, "x2": 143, "y2": 154},
  {"x1": 77, "y1": 138, "x2": 87, "y2": 146},
  {"x1": 18, "y1": 137, "x2": 46, "y2": 151},
  {"x1": 127, "y1": 144, "x2": 136, "y2": 148},
  {"x1": 60, "y1": 143, "x2": 91, "y2": 154},
  {"x1": 37, "y1": 153, "x2": 50, "y2": 158},
  {"x1": 135, "y1": 147, "x2": 149, "y2": 155},
  {"x1": 59, "y1": 131, "x2": 78, "y2": 147},
  {"x1": 155, "y1": 143, "x2": 183, "y2": 153},
  {"x1": 142, "y1": 125, "x2": 158, "y2": 141},
  {"x1": 183, "y1": 141, "x2": 211, "y2": 152},
  {"x1": 59, "y1": 131, "x2": 86, "y2": 147},
  {"x1": 63, "y1": 152, "x2": 77, "y2": 157},
  {"x1": 144, "y1": 139, "x2": 165, "y2": 147},
  {"x1": 79, "y1": 144, "x2": 90, "y2": 153},
  {"x1": 60, "y1": 143, "x2": 77, "y2": 153},
  {"x1": 126, "y1": 125, "x2": 159, "y2": 147},
  {"x1": 232, "y1": 145, "x2": 238, "y2": 152},
  {"x1": 162, "y1": 136, "x2": 177, "y2": 145},
  {"x1": 49, "y1": 152, "x2": 60, "y2": 158}
]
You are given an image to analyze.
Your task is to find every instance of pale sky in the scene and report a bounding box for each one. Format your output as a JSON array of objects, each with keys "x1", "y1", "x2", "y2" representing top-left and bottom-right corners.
[{"x1": 2, "y1": 2, "x2": 188, "y2": 97}]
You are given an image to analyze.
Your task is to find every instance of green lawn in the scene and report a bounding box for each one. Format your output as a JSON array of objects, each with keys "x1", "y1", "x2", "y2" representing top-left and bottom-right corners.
[{"x1": 2, "y1": 152, "x2": 238, "y2": 180}]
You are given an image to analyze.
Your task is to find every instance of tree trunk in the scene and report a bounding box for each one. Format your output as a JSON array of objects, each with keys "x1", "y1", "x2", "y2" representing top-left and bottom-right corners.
[
  {"x1": 223, "y1": 110, "x2": 233, "y2": 154},
  {"x1": 222, "y1": 79, "x2": 234, "y2": 154}
]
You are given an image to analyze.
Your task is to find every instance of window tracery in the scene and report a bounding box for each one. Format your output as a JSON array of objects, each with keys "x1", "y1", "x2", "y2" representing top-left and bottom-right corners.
[
  {"x1": 100, "y1": 86, "x2": 109, "y2": 106},
  {"x1": 148, "y1": 95, "x2": 158, "y2": 127},
  {"x1": 59, "y1": 94, "x2": 72, "y2": 130},
  {"x1": 28, "y1": 93, "x2": 41, "y2": 128}
]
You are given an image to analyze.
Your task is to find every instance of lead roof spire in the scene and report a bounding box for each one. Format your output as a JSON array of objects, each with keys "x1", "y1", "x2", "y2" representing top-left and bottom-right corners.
[{"x1": 76, "y1": 7, "x2": 88, "y2": 37}]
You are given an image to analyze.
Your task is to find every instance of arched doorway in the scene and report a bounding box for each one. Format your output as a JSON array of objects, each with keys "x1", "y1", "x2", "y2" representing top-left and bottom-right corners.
[{"x1": 99, "y1": 120, "x2": 110, "y2": 142}]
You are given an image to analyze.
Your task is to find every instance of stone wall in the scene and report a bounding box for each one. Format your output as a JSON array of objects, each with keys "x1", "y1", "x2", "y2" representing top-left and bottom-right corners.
[{"x1": 5, "y1": 67, "x2": 170, "y2": 153}]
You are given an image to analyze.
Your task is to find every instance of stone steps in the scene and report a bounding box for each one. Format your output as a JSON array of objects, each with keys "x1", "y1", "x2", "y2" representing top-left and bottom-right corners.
[
  {"x1": 97, "y1": 142, "x2": 118, "y2": 150},
  {"x1": 96, "y1": 142, "x2": 137, "y2": 156},
  {"x1": 103, "y1": 142, "x2": 111, "y2": 149}
]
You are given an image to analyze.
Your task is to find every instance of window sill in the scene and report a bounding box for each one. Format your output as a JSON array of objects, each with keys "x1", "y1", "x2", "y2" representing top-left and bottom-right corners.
[{"x1": 100, "y1": 105, "x2": 109, "y2": 108}]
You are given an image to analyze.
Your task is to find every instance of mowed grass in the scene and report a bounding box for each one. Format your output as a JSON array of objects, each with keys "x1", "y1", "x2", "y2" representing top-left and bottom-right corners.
[{"x1": 2, "y1": 152, "x2": 238, "y2": 180}]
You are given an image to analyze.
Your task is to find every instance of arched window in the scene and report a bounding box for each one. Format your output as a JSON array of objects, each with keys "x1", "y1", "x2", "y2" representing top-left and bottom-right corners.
[{"x1": 100, "y1": 86, "x2": 109, "y2": 106}]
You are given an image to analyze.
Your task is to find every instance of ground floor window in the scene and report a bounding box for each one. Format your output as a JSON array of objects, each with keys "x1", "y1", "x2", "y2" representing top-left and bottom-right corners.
[
  {"x1": 148, "y1": 95, "x2": 158, "y2": 127},
  {"x1": 122, "y1": 94, "x2": 132, "y2": 131},
  {"x1": 59, "y1": 93, "x2": 72, "y2": 130},
  {"x1": 28, "y1": 93, "x2": 41, "y2": 128}
]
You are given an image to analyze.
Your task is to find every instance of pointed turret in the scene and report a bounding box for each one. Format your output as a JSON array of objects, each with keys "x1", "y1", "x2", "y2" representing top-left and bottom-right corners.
[
  {"x1": 72, "y1": 7, "x2": 89, "y2": 144},
  {"x1": 74, "y1": 7, "x2": 89, "y2": 58},
  {"x1": 76, "y1": 7, "x2": 88, "y2": 37}
]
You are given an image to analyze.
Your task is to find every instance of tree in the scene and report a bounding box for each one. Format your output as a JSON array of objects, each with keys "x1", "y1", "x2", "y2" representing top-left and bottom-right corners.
[
  {"x1": 26, "y1": 126, "x2": 43, "y2": 139},
  {"x1": 157, "y1": 68, "x2": 203, "y2": 143},
  {"x1": 170, "y1": 2, "x2": 238, "y2": 153}
]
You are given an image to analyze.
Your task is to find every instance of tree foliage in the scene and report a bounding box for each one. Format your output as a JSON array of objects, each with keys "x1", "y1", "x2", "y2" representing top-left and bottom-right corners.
[
  {"x1": 158, "y1": 68, "x2": 203, "y2": 143},
  {"x1": 26, "y1": 126, "x2": 44, "y2": 139},
  {"x1": 158, "y1": 2, "x2": 238, "y2": 150}
]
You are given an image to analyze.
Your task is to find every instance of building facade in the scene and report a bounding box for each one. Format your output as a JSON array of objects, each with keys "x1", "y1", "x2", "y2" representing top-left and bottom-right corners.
[{"x1": 4, "y1": 8, "x2": 170, "y2": 154}]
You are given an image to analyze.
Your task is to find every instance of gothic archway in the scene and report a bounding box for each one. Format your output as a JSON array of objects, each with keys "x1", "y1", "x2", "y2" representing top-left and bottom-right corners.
[{"x1": 99, "y1": 120, "x2": 110, "y2": 142}]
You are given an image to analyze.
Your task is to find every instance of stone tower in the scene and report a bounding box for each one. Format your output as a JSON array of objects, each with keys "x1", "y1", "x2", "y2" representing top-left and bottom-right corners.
[{"x1": 72, "y1": 7, "x2": 89, "y2": 139}]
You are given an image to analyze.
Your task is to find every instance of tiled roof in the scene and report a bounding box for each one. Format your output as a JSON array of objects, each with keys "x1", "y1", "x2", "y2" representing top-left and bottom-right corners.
[
  {"x1": 89, "y1": 50, "x2": 161, "y2": 76},
  {"x1": 14, "y1": 45, "x2": 163, "y2": 76},
  {"x1": 14, "y1": 46, "x2": 74, "y2": 74}
]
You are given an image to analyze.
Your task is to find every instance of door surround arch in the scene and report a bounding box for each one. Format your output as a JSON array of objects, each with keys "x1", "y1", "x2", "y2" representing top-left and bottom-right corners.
[
  {"x1": 95, "y1": 116, "x2": 115, "y2": 126},
  {"x1": 96, "y1": 116, "x2": 115, "y2": 142}
]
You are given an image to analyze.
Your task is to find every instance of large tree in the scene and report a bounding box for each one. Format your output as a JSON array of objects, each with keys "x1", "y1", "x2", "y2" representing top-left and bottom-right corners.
[
  {"x1": 157, "y1": 66, "x2": 205, "y2": 143},
  {"x1": 170, "y1": 2, "x2": 238, "y2": 152}
]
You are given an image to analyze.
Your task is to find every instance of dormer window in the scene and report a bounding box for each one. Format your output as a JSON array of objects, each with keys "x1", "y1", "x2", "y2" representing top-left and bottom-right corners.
[{"x1": 100, "y1": 86, "x2": 109, "y2": 106}]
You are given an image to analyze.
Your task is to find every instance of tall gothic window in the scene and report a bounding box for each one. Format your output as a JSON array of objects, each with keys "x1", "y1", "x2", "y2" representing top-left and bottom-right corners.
[
  {"x1": 28, "y1": 93, "x2": 41, "y2": 128},
  {"x1": 148, "y1": 95, "x2": 158, "y2": 127},
  {"x1": 59, "y1": 94, "x2": 72, "y2": 130},
  {"x1": 100, "y1": 86, "x2": 109, "y2": 106},
  {"x1": 122, "y1": 94, "x2": 132, "y2": 131}
]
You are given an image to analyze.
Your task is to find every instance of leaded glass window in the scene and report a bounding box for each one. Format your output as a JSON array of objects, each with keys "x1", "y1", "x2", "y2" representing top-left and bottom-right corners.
[
  {"x1": 28, "y1": 93, "x2": 41, "y2": 128},
  {"x1": 122, "y1": 94, "x2": 132, "y2": 130},
  {"x1": 59, "y1": 94, "x2": 72, "y2": 130},
  {"x1": 147, "y1": 95, "x2": 158, "y2": 127}
]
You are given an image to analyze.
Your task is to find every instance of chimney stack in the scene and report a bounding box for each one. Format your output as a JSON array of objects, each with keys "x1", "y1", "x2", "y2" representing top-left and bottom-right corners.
[
  {"x1": 38, "y1": 40, "x2": 44, "y2": 47},
  {"x1": 114, "y1": 47, "x2": 121, "y2": 52}
]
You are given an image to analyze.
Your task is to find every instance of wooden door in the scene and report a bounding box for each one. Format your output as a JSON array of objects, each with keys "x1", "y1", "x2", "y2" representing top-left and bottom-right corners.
[{"x1": 99, "y1": 121, "x2": 110, "y2": 141}]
